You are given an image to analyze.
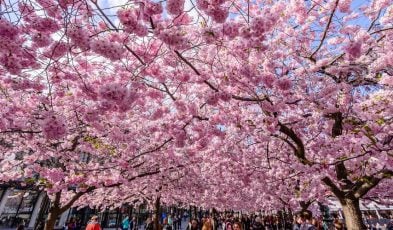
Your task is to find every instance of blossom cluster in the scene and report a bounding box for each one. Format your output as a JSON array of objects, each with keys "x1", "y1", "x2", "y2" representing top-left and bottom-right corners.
[
  {"x1": 98, "y1": 83, "x2": 139, "y2": 112},
  {"x1": 8, "y1": 79, "x2": 45, "y2": 91},
  {"x1": 251, "y1": 14, "x2": 278, "y2": 36},
  {"x1": 345, "y1": 41, "x2": 362, "y2": 60},
  {"x1": 117, "y1": 9, "x2": 148, "y2": 37},
  {"x1": 90, "y1": 38, "x2": 124, "y2": 60},
  {"x1": 0, "y1": 20, "x2": 24, "y2": 74},
  {"x1": 44, "y1": 42, "x2": 69, "y2": 59},
  {"x1": 196, "y1": 0, "x2": 228, "y2": 23},
  {"x1": 32, "y1": 32, "x2": 53, "y2": 48},
  {"x1": 0, "y1": 20, "x2": 19, "y2": 40},
  {"x1": 166, "y1": 0, "x2": 185, "y2": 16},
  {"x1": 67, "y1": 25, "x2": 90, "y2": 50},
  {"x1": 157, "y1": 28, "x2": 187, "y2": 49},
  {"x1": 30, "y1": 17, "x2": 60, "y2": 33},
  {"x1": 41, "y1": 114, "x2": 67, "y2": 140},
  {"x1": 143, "y1": 1, "x2": 163, "y2": 16}
]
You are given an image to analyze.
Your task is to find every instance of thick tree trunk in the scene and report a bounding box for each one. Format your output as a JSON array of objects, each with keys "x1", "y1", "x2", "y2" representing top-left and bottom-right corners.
[
  {"x1": 340, "y1": 197, "x2": 366, "y2": 230},
  {"x1": 153, "y1": 197, "x2": 161, "y2": 230},
  {"x1": 44, "y1": 210, "x2": 60, "y2": 230}
]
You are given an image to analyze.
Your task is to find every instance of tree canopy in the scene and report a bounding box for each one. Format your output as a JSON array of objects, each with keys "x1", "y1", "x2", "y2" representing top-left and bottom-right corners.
[{"x1": 0, "y1": 0, "x2": 392, "y2": 228}]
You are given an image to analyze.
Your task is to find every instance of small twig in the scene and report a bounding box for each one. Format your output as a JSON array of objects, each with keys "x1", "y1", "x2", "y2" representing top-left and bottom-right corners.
[
  {"x1": 162, "y1": 83, "x2": 176, "y2": 101},
  {"x1": 90, "y1": 0, "x2": 146, "y2": 65},
  {"x1": 309, "y1": 0, "x2": 340, "y2": 61},
  {"x1": 370, "y1": 27, "x2": 393, "y2": 35},
  {"x1": 368, "y1": 9, "x2": 382, "y2": 32},
  {"x1": 174, "y1": 50, "x2": 200, "y2": 75}
]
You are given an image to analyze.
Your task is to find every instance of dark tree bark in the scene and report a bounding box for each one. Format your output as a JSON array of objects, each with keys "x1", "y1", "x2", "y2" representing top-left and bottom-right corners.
[
  {"x1": 341, "y1": 197, "x2": 366, "y2": 230},
  {"x1": 279, "y1": 111, "x2": 392, "y2": 230},
  {"x1": 44, "y1": 192, "x2": 61, "y2": 230},
  {"x1": 153, "y1": 196, "x2": 161, "y2": 230}
]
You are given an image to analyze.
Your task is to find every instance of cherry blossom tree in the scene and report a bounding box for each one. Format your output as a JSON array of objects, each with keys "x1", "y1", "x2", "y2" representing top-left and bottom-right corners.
[{"x1": 1, "y1": 0, "x2": 393, "y2": 230}]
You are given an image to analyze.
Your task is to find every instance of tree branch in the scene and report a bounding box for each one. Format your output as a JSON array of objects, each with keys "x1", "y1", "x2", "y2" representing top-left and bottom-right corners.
[
  {"x1": 231, "y1": 95, "x2": 267, "y2": 102},
  {"x1": 322, "y1": 176, "x2": 344, "y2": 199},
  {"x1": 174, "y1": 50, "x2": 200, "y2": 75},
  {"x1": 162, "y1": 83, "x2": 176, "y2": 101},
  {"x1": 129, "y1": 138, "x2": 173, "y2": 162},
  {"x1": 309, "y1": 0, "x2": 340, "y2": 61},
  {"x1": 59, "y1": 187, "x2": 95, "y2": 213},
  {"x1": 90, "y1": 0, "x2": 145, "y2": 65},
  {"x1": 278, "y1": 123, "x2": 311, "y2": 165},
  {"x1": 353, "y1": 169, "x2": 393, "y2": 198},
  {"x1": 0, "y1": 129, "x2": 41, "y2": 134}
]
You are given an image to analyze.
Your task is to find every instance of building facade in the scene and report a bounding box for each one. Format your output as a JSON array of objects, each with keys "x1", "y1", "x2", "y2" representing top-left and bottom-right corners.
[{"x1": 0, "y1": 185, "x2": 150, "y2": 230}]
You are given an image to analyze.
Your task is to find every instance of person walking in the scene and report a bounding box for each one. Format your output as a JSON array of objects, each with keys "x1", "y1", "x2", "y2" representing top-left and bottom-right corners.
[
  {"x1": 85, "y1": 216, "x2": 101, "y2": 230},
  {"x1": 122, "y1": 216, "x2": 130, "y2": 230},
  {"x1": 251, "y1": 216, "x2": 264, "y2": 230},
  {"x1": 145, "y1": 217, "x2": 153, "y2": 230}
]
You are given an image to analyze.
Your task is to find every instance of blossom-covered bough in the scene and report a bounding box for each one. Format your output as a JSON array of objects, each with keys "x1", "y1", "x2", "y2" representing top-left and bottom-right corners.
[{"x1": 0, "y1": 0, "x2": 392, "y2": 229}]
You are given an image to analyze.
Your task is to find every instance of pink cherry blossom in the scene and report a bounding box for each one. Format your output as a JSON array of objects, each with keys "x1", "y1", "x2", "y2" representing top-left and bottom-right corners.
[
  {"x1": 166, "y1": 0, "x2": 185, "y2": 15},
  {"x1": 41, "y1": 114, "x2": 67, "y2": 140}
]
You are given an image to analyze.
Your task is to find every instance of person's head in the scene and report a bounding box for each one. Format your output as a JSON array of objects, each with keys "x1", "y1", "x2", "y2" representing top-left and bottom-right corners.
[
  {"x1": 233, "y1": 222, "x2": 242, "y2": 230},
  {"x1": 301, "y1": 210, "x2": 313, "y2": 223},
  {"x1": 91, "y1": 215, "x2": 99, "y2": 222},
  {"x1": 294, "y1": 213, "x2": 302, "y2": 224},
  {"x1": 202, "y1": 219, "x2": 212, "y2": 230},
  {"x1": 191, "y1": 219, "x2": 198, "y2": 229},
  {"x1": 226, "y1": 222, "x2": 233, "y2": 230}
]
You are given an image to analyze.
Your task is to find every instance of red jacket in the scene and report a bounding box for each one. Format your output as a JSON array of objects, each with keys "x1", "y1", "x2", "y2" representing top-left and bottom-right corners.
[{"x1": 85, "y1": 222, "x2": 101, "y2": 230}]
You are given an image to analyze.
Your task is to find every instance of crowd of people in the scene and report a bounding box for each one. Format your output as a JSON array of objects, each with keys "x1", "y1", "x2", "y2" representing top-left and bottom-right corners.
[
  {"x1": 62, "y1": 210, "x2": 393, "y2": 230},
  {"x1": 144, "y1": 214, "x2": 183, "y2": 230},
  {"x1": 183, "y1": 213, "x2": 299, "y2": 230},
  {"x1": 162, "y1": 211, "x2": 393, "y2": 230}
]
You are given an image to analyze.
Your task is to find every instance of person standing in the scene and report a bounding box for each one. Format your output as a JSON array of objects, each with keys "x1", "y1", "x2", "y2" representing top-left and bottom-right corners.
[
  {"x1": 122, "y1": 216, "x2": 130, "y2": 230},
  {"x1": 186, "y1": 219, "x2": 199, "y2": 230},
  {"x1": 145, "y1": 217, "x2": 153, "y2": 230},
  {"x1": 85, "y1": 216, "x2": 101, "y2": 230},
  {"x1": 233, "y1": 222, "x2": 242, "y2": 230},
  {"x1": 299, "y1": 211, "x2": 316, "y2": 230},
  {"x1": 251, "y1": 216, "x2": 264, "y2": 230},
  {"x1": 67, "y1": 217, "x2": 77, "y2": 230},
  {"x1": 178, "y1": 214, "x2": 182, "y2": 230},
  {"x1": 130, "y1": 217, "x2": 137, "y2": 230},
  {"x1": 167, "y1": 215, "x2": 173, "y2": 230}
]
